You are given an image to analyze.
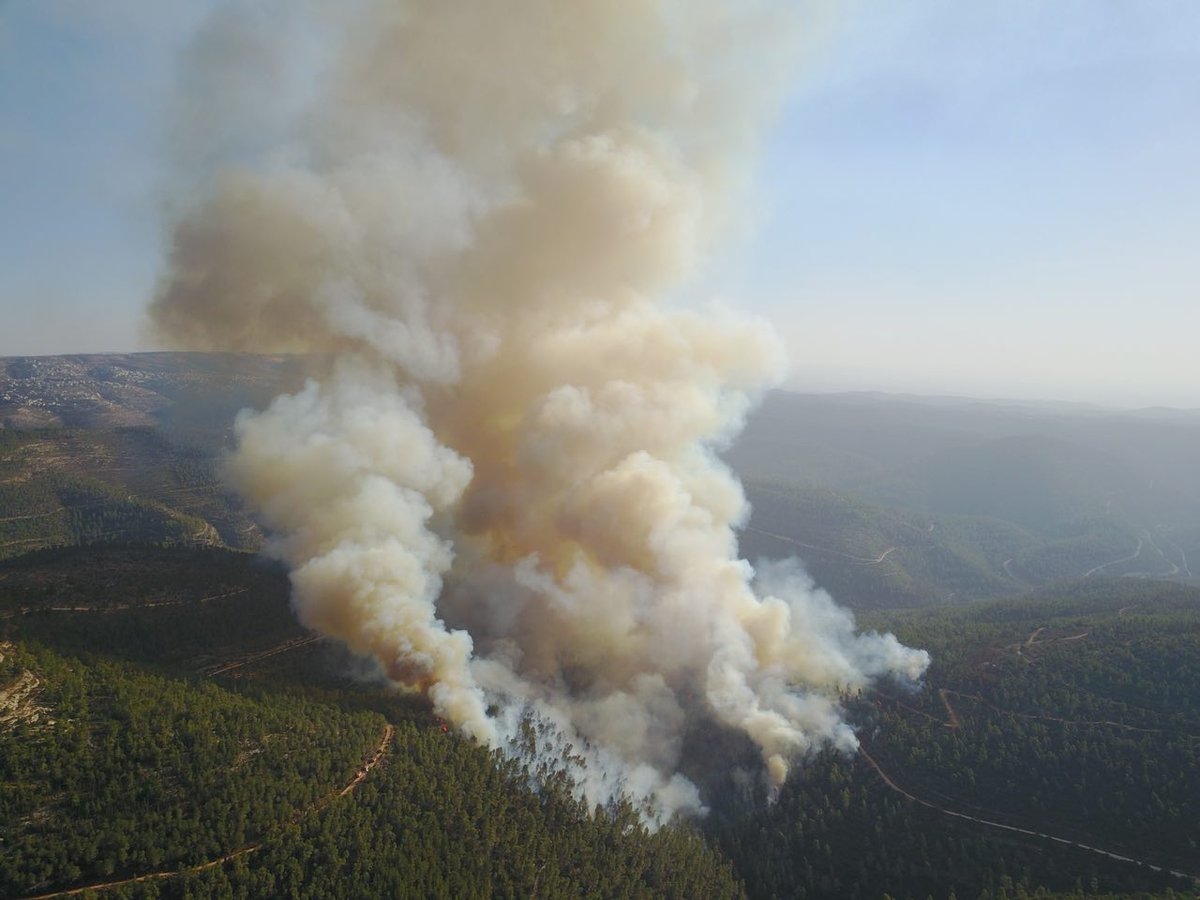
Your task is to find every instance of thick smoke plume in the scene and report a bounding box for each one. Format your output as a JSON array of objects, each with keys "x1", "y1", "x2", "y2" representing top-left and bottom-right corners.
[{"x1": 151, "y1": 0, "x2": 928, "y2": 819}]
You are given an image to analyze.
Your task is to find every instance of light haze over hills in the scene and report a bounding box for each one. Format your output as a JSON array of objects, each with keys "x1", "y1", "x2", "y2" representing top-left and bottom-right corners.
[{"x1": 2, "y1": 2, "x2": 1198, "y2": 407}]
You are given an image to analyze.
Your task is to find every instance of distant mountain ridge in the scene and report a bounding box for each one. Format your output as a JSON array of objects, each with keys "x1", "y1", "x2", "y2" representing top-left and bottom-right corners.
[
  {"x1": 2, "y1": 357, "x2": 1198, "y2": 897},
  {"x1": 0, "y1": 352, "x2": 300, "y2": 436},
  {"x1": 731, "y1": 390, "x2": 1200, "y2": 606},
  {"x1": 3, "y1": 355, "x2": 1199, "y2": 608},
  {"x1": 0, "y1": 353, "x2": 304, "y2": 560}
]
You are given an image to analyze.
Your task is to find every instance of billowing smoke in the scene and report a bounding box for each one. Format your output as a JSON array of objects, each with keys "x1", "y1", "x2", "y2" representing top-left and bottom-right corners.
[{"x1": 150, "y1": 0, "x2": 928, "y2": 819}]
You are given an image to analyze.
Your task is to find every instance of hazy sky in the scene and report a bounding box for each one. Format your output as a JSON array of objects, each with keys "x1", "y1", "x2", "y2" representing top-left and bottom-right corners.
[{"x1": 2, "y1": 1, "x2": 1198, "y2": 408}]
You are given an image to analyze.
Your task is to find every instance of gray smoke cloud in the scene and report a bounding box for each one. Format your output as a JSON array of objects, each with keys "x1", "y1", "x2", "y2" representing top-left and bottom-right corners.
[{"x1": 150, "y1": 0, "x2": 928, "y2": 820}]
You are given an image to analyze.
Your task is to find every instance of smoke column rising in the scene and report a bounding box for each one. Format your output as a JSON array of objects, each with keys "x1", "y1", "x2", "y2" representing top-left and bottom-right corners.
[{"x1": 150, "y1": 0, "x2": 928, "y2": 819}]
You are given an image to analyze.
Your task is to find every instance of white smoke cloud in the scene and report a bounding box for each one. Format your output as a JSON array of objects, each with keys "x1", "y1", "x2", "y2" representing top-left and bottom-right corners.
[{"x1": 150, "y1": 0, "x2": 928, "y2": 821}]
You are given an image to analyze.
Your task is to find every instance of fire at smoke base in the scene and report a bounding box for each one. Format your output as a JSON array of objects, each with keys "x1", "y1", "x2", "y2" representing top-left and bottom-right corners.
[{"x1": 150, "y1": 0, "x2": 929, "y2": 821}]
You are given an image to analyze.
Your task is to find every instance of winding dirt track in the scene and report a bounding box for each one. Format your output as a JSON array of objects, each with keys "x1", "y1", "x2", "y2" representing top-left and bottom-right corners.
[
  {"x1": 858, "y1": 745, "x2": 1199, "y2": 885},
  {"x1": 18, "y1": 724, "x2": 394, "y2": 900},
  {"x1": 743, "y1": 526, "x2": 898, "y2": 565},
  {"x1": 44, "y1": 588, "x2": 251, "y2": 615},
  {"x1": 205, "y1": 634, "x2": 321, "y2": 677},
  {"x1": 338, "y1": 724, "x2": 394, "y2": 798},
  {"x1": 1084, "y1": 538, "x2": 1144, "y2": 577},
  {"x1": 3, "y1": 589, "x2": 251, "y2": 618},
  {"x1": 937, "y1": 689, "x2": 961, "y2": 729},
  {"x1": 0, "y1": 510, "x2": 63, "y2": 523},
  {"x1": 1001, "y1": 558, "x2": 1026, "y2": 584},
  {"x1": 937, "y1": 689, "x2": 1200, "y2": 739}
]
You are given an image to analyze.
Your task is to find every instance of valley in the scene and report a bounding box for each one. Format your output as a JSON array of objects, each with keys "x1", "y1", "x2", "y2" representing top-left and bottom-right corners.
[{"x1": 1, "y1": 355, "x2": 1197, "y2": 898}]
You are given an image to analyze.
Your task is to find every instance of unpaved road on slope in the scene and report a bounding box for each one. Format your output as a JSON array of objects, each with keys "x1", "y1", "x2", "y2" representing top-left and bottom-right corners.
[
  {"x1": 205, "y1": 634, "x2": 321, "y2": 677},
  {"x1": 858, "y1": 746, "x2": 1198, "y2": 885},
  {"x1": 1084, "y1": 538, "x2": 1144, "y2": 577},
  {"x1": 744, "y1": 526, "x2": 898, "y2": 565},
  {"x1": 19, "y1": 724, "x2": 395, "y2": 899}
]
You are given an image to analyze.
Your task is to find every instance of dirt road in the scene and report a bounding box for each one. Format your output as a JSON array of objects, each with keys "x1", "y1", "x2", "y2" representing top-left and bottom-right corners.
[
  {"x1": 205, "y1": 634, "x2": 321, "y2": 677},
  {"x1": 19, "y1": 724, "x2": 394, "y2": 899},
  {"x1": 937, "y1": 689, "x2": 961, "y2": 729},
  {"x1": 858, "y1": 746, "x2": 1198, "y2": 885},
  {"x1": 1084, "y1": 538, "x2": 1144, "y2": 577},
  {"x1": 744, "y1": 526, "x2": 898, "y2": 565}
]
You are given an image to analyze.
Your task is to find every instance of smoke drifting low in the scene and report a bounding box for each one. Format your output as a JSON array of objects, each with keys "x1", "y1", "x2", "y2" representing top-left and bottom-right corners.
[{"x1": 151, "y1": 0, "x2": 928, "y2": 819}]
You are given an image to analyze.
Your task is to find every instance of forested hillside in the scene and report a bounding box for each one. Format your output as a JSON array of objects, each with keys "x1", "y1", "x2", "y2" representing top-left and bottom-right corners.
[
  {"x1": 0, "y1": 640, "x2": 386, "y2": 894},
  {"x1": 5, "y1": 357, "x2": 1199, "y2": 609},
  {"x1": 715, "y1": 579, "x2": 1200, "y2": 899},
  {"x1": 0, "y1": 428, "x2": 259, "y2": 560},
  {"x1": 0, "y1": 547, "x2": 744, "y2": 899},
  {"x1": 2, "y1": 359, "x2": 1198, "y2": 897},
  {"x1": 730, "y1": 391, "x2": 1200, "y2": 608},
  {"x1": 1, "y1": 547, "x2": 1196, "y2": 898},
  {"x1": 0, "y1": 353, "x2": 297, "y2": 435}
]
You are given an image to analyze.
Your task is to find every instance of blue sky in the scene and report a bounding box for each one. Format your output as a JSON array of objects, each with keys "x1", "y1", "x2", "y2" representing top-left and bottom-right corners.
[
  {"x1": 0, "y1": 2, "x2": 203, "y2": 353},
  {"x1": 744, "y1": 1, "x2": 1200, "y2": 407},
  {"x1": 2, "y1": 1, "x2": 1198, "y2": 407}
]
